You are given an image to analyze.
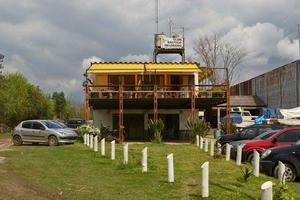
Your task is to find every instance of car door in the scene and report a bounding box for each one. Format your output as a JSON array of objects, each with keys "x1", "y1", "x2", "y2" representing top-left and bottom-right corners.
[
  {"x1": 31, "y1": 122, "x2": 47, "y2": 142},
  {"x1": 20, "y1": 121, "x2": 33, "y2": 141},
  {"x1": 273, "y1": 130, "x2": 300, "y2": 147}
]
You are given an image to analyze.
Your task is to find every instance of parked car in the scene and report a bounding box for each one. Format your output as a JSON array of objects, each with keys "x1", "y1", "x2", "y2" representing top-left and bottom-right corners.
[
  {"x1": 12, "y1": 120, "x2": 78, "y2": 146},
  {"x1": 217, "y1": 124, "x2": 288, "y2": 147},
  {"x1": 242, "y1": 126, "x2": 300, "y2": 162},
  {"x1": 51, "y1": 120, "x2": 75, "y2": 131},
  {"x1": 65, "y1": 118, "x2": 85, "y2": 128},
  {"x1": 260, "y1": 140, "x2": 300, "y2": 182}
]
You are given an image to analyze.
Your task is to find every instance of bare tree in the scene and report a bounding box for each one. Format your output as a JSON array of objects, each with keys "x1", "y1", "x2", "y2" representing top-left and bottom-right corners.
[{"x1": 193, "y1": 34, "x2": 246, "y2": 84}]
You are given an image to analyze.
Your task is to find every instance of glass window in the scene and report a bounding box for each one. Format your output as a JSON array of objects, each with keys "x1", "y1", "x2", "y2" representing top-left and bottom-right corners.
[
  {"x1": 22, "y1": 122, "x2": 32, "y2": 129},
  {"x1": 255, "y1": 131, "x2": 277, "y2": 140},
  {"x1": 240, "y1": 128, "x2": 256, "y2": 138},
  {"x1": 41, "y1": 121, "x2": 62, "y2": 129},
  {"x1": 32, "y1": 122, "x2": 45, "y2": 130},
  {"x1": 277, "y1": 130, "x2": 300, "y2": 142}
]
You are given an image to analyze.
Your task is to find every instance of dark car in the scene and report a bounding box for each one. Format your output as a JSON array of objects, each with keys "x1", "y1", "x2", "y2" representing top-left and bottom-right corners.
[
  {"x1": 217, "y1": 124, "x2": 288, "y2": 147},
  {"x1": 65, "y1": 119, "x2": 85, "y2": 128},
  {"x1": 260, "y1": 140, "x2": 300, "y2": 182}
]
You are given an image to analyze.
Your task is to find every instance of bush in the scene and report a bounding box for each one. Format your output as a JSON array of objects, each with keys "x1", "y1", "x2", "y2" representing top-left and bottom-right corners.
[
  {"x1": 220, "y1": 123, "x2": 238, "y2": 134},
  {"x1": 185, "y1": 119, "x2": 210, "y2": 143},
  {"x1": 147, "y1": 119, "x2": 164, "y2": 143},
  {"x1": 239, "y1": 166, "x2": 252, "y2": 182},
  {"x1": 274, "y1": 183, "x2": 295, "y2": 200},
  {"x1": 76, "y1": 124, "x2": 100, "y2": 137}
]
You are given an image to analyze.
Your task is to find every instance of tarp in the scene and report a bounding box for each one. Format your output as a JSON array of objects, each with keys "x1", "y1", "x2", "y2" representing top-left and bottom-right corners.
[
  {"x1": 280, "y1": 106, "x2": 300, "y2": 119},
  {"x1": 255, "y1": 115, "x2": 267, "y2": 124},
  {"x1": 260, "y1": 108, "x2": 282, "y2": 119},
  {"x1": 221, "y1": 113, "x2": 243, "y2": 124}
]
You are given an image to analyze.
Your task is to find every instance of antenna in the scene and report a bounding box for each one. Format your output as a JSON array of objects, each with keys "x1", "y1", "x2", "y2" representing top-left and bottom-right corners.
[
  {"x1": 155, "y1": 0, "x2": 158, "y2": 33},
  {"x1": 168, "y1": 17, "x2": 174, "y2": 36},
  {"x1": 298, "y1": 24, "x2": 300, "y2": 57}
]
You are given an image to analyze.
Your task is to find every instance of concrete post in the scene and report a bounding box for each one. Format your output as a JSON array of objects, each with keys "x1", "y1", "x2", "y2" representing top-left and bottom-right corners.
[
  {"x1": 253, "y1": 150, "x2": 260, "y2": 177},
  {"x1": 142, "y1": 147, "x2": 148, "y2": 173},
  {"x1": 210, "y1": 140, "x2": 214, "y2": 157},
  {"x1": 101, "y1": 138, "x2": 105, "y2": 156},
  {"x1": 204, "y1": 139, "x2": 209, "y2": 152},
  {"x1": 196, "y1": 135, "x2": 200, "y2": 147},
  {"x1": 90, "y1": 135, "x2": 93, "y2": 149},
  {"x1": 236, "y1": 145, "x2": 242, "y2": 166},
  {"x1": 87, "y1": 134, "x2": 90, "y2": 146},
  {"x1": 217, "y1": 108, "x2": 221, "y2": 130},
  {"x1": 93, "y1": 136, "x2": 98, "y2": 152},
  {"x1": 167, "y1": 153, "x2": 174, "y2": 183},
  {"x1": 225, "y1": 143, "x2": 231, "y2": 161},
  {"x1": 200, "y1": 137, "x2": 204, "y2": 149},
  {"x1": 123, "y1": 143, "x2": 128, "y2": 164},
  {"x1": 84, "y1": 134, "x2": 87, "y2": 145},
  {"x1": 278, "y1": 161, "x2": 286, "y2": 184},
  {"x1": 201, "y1": 161, "x2": 209, "y2": 198},
  {"x1": 111, "y1": 140, "x2": 115, "y2": 160},
  {"x1": 261, "y1": 181, "x2": 273, "y2": 200}
]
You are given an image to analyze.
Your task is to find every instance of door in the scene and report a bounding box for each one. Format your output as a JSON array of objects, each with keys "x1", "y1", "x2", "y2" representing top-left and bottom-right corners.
[
  {"x1": 20, "y1": 121, "x2": 33, "y2": 141},
  {"x1": 273, "y1": 130, "x2": 300, "y2": 147},
  {"x1": 30, "y1": 122, "x2": 47, "y2": 142}
]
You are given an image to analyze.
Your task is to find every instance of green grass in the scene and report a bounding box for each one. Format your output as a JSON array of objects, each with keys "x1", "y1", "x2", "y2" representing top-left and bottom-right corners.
[{"x1": 0, "y1": 142, "x2": 299, "y2": 199}]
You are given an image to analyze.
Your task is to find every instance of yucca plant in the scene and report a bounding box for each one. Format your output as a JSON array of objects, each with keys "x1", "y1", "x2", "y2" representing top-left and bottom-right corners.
[
  {"x1": 185, "y1": 118, "x2": 210, "y2": 143},
  {"x1": 240, "y1": 166, "x2": 252, "y2": 182},
  {"x1": 147, "y1": 119, "x2": 164, "y2": 143}
]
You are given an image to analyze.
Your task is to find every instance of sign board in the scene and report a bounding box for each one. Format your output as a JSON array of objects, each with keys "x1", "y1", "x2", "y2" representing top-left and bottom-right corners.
[{"x1": 155, "y1": 34, "x2": 184, "y2": 49}]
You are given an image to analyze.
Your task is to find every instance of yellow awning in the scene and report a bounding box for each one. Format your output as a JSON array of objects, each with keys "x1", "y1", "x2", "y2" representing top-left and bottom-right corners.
[{"x1": 87, "y1": 63, "x2": 145, "y2": 73}]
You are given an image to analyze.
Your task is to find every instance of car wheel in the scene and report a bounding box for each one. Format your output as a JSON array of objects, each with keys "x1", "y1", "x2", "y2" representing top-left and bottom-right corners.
[
  {"x1": 48, "y1": 136, "x2": 59, "y2": 146},
  {"x1": 247, "y1": 152, "x2": 254, "y2": 163},
  {"x1": 13, "y1": 135, "x2": 23, "y2": 146},
  {"x1": 273, "y1": 163, "x2": 297, "y2": 182}
]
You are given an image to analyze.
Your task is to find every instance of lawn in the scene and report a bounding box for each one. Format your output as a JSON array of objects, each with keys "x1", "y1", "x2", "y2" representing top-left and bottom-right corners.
[{"x1": 0, "y1": 140, "x2": 299, "y2": 199}]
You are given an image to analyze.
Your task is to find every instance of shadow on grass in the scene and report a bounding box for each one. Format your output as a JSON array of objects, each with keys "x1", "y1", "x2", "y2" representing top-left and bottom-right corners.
[{"x1": 210, "y1": 181, "x2": 235, "y2": 192}]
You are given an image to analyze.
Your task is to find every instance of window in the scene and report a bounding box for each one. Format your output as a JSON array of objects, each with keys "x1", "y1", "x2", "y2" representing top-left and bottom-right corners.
[
  {"x1": 41, "y1": 121, "x2": 61, "y2": 129},
  {"x1": 240, "y1": 128, "x2": 256, "y2": 138},
  {"x1": 32, "y1": 122, "x2": 45, "y2": 130},
  {"x1": 22, "y1": 122, "x2": 32, "y2": 129},
  {"x1": 277, "y1": 130, "x2": 300, "y2": 142}
]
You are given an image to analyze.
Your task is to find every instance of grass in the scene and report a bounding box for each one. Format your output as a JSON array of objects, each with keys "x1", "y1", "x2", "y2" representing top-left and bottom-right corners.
[{"x1": 0, "y1": 140, "x2": 299, "y2": 199}]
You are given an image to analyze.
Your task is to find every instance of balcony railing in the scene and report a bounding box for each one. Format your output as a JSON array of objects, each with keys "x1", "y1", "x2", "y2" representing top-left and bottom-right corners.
[{"x1": 88, "y1": 84, "x2": 227, "y2": 99}]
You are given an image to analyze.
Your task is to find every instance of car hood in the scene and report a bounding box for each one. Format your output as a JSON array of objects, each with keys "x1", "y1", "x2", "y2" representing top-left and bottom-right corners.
[
  {"x1": 219, "y1": 134, "x2": 238, "y2": 141},
  {"x1": 269, "y1": 143, "x2": 299, "y2": 153},
  {"x1": 54, "y1": 128, "x2": 78, "y2": 136},
  {"x1": 229, "y1": 140, "x2": 251, "y2": 148}
]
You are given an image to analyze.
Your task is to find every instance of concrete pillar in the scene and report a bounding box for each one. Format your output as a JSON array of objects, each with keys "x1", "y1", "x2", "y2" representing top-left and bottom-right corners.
[
  {"x1": 111, "y1": 140, "x2": 115, "y2": 160},
  {"x1": 201, "y1": 161, "x2": 209, "y2": 198},
  {"x1": 217, "y1": 108, "x2": 221, "y2": 130},
  {"x1": 87, "y1": 134, "x2": 90, "y2": 146},
  {"x1": 210, "y1": 140, "x2": 214, "y2": 157},
  {"x1": 167, "y1": 153, "x2": 174, "y2": 183},
  {"x1": 204, "y1": 139, "x2": 209, "y2": 152},
  {"x1": 253, "y1": 150, "x2": 260, "y2": 177},
  {"x1": 196, "y1": 135, "x2": 200, "y2": 147},
  {"x1": 278, "y1": 161, "x2": 286, "y2": 184},
  {"x1": 142, "y1": 147, "x2": 148, "y2": 173},
  {"x1": 236, "y1": 145, "x2": 242, "y2": 166},
  {"x1": 123, "y1": 143, "x2": 128, "y2": 164},
  {"x1": 90, "y1": 135, "x2": 93, "y2": 149},
  {"x1": 225, "y1": 143, "x2": 231, "y2": 161},
  {"x1": 261, "y1": 181, "x2": 273, "y2": 200},
  {"x1": 84, "y1": 134, "x2": 87, "y2": 145},
  {"x1": 200, "y1": 137, "x2": 204, "y2": 149},
  {"x1": 101, "y1": 138, "x2": 105, "y2": 156},
  {"x1": 93, "y1": 136, "x2": 98, "y2": 152}
]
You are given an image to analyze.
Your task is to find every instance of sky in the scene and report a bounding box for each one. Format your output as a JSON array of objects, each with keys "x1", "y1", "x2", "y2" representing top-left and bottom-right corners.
[{"x1": 1, "y1": 0, "x2": 300, "y2": 101}]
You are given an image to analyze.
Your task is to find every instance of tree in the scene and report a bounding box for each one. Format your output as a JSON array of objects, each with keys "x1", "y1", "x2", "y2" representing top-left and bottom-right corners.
[
  {"x1": 193, "y1": 34, "x2": 246, "y2": 84},
  {"x1": 52, "y1": 92, "x2": 67, "y2": 119}
]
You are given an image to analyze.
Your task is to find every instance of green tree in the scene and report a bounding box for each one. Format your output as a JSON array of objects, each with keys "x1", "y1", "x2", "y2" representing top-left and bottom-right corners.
[{"x1": 52, "y1": 91, "x2": 67, "y2": 119}]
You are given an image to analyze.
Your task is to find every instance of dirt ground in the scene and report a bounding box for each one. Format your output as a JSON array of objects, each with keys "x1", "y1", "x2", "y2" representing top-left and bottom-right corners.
[{"x1": 0, "y1": 136, "x2": 63, "y2": 200}]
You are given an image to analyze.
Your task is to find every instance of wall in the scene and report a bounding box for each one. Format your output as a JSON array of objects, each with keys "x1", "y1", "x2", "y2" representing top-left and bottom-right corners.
[{"x1": 231, "y1": 60, "x2": 300, "y2": 109}]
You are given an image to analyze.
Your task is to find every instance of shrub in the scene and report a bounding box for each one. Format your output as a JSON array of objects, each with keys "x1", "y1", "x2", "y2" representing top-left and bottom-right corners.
[
  {"x1": 274, "y1": 183, "x2": 295, "y2": 200},
  {"x1": 76, "y1": 124, "x2": 100, "y2": 137},
  {"x1": 147, "y1": 119, "x2": 164, "y2": 143},
  {"x1": 239, "y1": 166, "x2": 252, "y2": 182},
  {"x1": 185, "y1": 119, "x2": 210, "y2": 143},
  {"x1": 220, "y1": 123, "x2": 238, "y2": 134}
]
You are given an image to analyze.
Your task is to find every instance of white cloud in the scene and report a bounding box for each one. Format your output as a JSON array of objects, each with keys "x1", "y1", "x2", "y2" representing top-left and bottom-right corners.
[
  {"x1": 277, "y1": 38, "x2": 299, "y2": 60},
  {"x1": 81, "y1": 56, "x2": 104, "y2": 70},
  {"x1": 45, "y1": 78, "x2": 81, "y2": 94}
]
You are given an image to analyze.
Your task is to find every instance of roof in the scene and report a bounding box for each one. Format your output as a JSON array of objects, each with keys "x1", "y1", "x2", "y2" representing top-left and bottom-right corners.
[
  {"x1": 216, "y1": 95, "x2": 266, "y2": 108},
  {"x1": 87, "y1": 62, "x2": 213, "y2": 76}
]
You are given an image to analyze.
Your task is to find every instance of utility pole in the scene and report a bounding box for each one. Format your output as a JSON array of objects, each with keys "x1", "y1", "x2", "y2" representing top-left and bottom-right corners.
[
  {"x1": 155, "y1": 0, "x2": 158, "y2": 33},
  {"x1": 0, "y1": 54, "x2": 4, "y2": 75},
  {"x1": 298, "y1": 24, "x2": 300, "y2": 57}
]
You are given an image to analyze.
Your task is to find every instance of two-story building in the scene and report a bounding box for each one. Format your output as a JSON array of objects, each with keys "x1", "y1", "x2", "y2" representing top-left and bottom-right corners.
[{"x1": 84, "y1": 62, "x2": 228, "y2": 141}]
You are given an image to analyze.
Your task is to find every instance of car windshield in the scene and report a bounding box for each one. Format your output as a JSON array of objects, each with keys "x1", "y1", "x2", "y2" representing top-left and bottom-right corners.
[
  {"x1": 52, "y1": 121, "x2": 68, "y2": 128},
  {"x1": 41, "y1": 121, "x2": 63, "y2": 129},
  {"x1": 254, "y1": 131, "x2": 277, "y2": 140}
]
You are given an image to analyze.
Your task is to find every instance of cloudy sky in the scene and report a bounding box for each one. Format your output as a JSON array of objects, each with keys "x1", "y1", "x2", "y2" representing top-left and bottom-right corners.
[{"x1": 1, "y1": 0, "x2": 300, "y2": 101}]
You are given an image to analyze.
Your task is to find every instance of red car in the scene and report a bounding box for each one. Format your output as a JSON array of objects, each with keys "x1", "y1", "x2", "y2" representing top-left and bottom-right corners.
[{"x1": 242, "y1": 126, "x2": 300, "y2": 162}]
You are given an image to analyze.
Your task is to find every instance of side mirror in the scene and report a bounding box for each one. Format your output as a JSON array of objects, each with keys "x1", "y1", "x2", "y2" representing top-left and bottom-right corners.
[
  {"x1": 40, "y1": 126, "x2": 46, "y2": 130},
  {"x1": 272, "y1": 138, "x2": 277, "y2": 143}
]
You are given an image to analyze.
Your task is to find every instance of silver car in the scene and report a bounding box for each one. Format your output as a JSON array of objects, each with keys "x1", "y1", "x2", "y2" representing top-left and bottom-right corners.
[{"x1": 12, "y1": 120, "x2": 78, "y2": 146}]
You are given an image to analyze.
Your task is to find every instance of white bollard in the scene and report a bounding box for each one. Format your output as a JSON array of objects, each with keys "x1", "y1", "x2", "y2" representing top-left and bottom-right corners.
[
  {"x1": 196, "y1": 135, "x2": 200, "y2": 147},
  {"x1": 90, "y1": 135, "x2": 94, "y2": 149},
  {"x1": 87, "y1": 134, "x2": 90, "y2": 146},
  {"x1": 210, "y1": 140, "x2": 214, "y2": 157},
  {"x1": 142, "y1": 147, "x2": 148, "y2": 173},
  {"x1": 101, "y1": 138, "x2": 105, "y2": 156},
  {"x1": 201, "y1": 161, "x2": 209, "y2": 198},
  {"x1": 253, "y1": 150, "x2": 260, "y2": 177},
  {"x1": 93, "y1": 136, "x2": 98, "y2": 152},
  {"x1": 278, "y1": 161, "x2": 286, "y2": 184},
  {"x1": 200, "y1": 137, "x2": 204, "y2": 149},
  {"x1": 84, "y1": 134, "x2": 87, "y2": 145},
  {"x1": 204, "y1": 139, "x2": 209, "y2": 152},
  {"x1": 123, "y1": 143, "x2": 128, "y2": 164},
  {"x1": 167, "y1": 153, "x2": 174, "y2": 183},
  {"x1": 261, "y1": 181, "x2": 273, "y2": 200},
  {"x1": 111, "y1": 140, "x2": 115, "y2": 160},
  {"x1": 236, "y1": 145, "x2": 242, "y2": 166},
  {"x1": 225, "y1": 143, "x2": 231, "y2": 161}
]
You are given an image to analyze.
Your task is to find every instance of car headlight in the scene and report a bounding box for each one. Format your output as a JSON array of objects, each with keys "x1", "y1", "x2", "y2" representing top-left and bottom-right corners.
[
  {"x1": 261, "y1": 150, "x2": 272, "y2": 159},
  {"x1": 58, "y1": 131, "x2": 67, "y2": 135}
]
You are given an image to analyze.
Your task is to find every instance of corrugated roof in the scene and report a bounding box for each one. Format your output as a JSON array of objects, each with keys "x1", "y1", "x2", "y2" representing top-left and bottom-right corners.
[{"x1": 216, "y1": 95, "x2": 265, "y2": 108}]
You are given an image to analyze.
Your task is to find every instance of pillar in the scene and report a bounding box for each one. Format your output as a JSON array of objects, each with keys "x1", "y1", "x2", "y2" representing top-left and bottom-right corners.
[
  {"x1": 200, "y1": 137, "x2": 204, "y2": 149},
  {"x1": 111, "y1": 140, "x2": 115, "y2": 160},
  {"x1": 167, "y1": 153, "x2": 174, "y2": 183},
  {"x1": 93, "y1": 136, "x2": 98, "y2": 152},
  {"x1": 253, "y1": 150, "x2": 260, "y2": 177},
  {"x1": 261, "y1": 181, "x2": 273, "y2": 200},
  {"x1": 101, "y1": 138, "x2": 105, "y2": 156},
  {"x1": 210, "y1": 140, "x2": 214, "y2": 157},
  {"x1": 123, "y1": 143, "x2": 128, "y2": 164},
  {"x1": 142, "y1": 147, "x2": 148, "y2": 173},
  {"x1": 236, "y1": 145, "x2": 242, "y2": 166},
  {"x1": 278, "y1": 161, "x2": 286, "y2": 184},
  {"x1": 201, "y1": 161, "x2": 209, "y2": 198},
  {"x1": 225, "y1": 143, "x2": 231, "y2": 161}
]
